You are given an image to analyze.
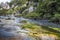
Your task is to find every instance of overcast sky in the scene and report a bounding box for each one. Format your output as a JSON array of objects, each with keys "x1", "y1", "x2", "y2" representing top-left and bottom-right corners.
[{"x1": 0, "y1": 0, "x2": 11, "y2": 3}]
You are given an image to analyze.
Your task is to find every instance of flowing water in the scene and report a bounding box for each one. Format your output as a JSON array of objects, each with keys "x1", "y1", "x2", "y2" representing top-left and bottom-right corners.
[{"x1": 0, "y1": 16, "x2": 59, "y2": 40}]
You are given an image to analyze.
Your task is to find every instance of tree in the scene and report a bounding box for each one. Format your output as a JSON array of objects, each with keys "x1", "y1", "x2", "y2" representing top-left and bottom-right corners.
[
  {"x1": 10, "y1": 0, "x2": 27, "y2": 6},
  {"x1": 0, "y1": 9, "x2": 8, "y2": 15}
]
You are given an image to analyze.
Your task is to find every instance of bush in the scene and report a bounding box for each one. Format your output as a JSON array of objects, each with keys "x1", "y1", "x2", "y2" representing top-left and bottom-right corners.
[
  {"x1": 25, "y1": 12, "x2": 40, "y2": 19},
  {"x1": 20, "y1": 20, "x2": 27, "y2": 23}
]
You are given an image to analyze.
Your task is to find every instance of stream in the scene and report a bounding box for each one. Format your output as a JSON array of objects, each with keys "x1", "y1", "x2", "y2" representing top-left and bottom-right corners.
[{"x1": 0, "y1": 16, "x2": 59, "y2": 40}]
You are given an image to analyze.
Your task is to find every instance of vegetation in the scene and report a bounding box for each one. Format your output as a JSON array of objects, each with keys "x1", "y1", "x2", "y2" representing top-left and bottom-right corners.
[
  {"x1": 10, "y1": 0, "x2": 27, "y2": 6},
  {"x1": 21, "y1": 12, "x2": 40, "y2": 20},
  {"x1": 0, "y1": 0, "x2": 60, "y2": 24},
  {"x1": 20, "y1": 20, "x2": 27, "y2": 23},
  {"x1": 0, "y1": 0, "x2": 60, "y2": 40},
  {"x1": 37, "y1": 0, "x2": 60, "y2": 23},
  {"x1": 20, "y1": 21, "x2": 60, "y2": 40},
  {"x1": 17, "y1": 0, "x2": 60, "y2": 24},
  {"x1": 0, "y1": 9, "x2": 8, "y2": 16}
]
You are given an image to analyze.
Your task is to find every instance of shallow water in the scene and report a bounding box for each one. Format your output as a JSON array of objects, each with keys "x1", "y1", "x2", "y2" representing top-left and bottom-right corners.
[{"x1": 0, "y1": 16, "x2": 59, "y2": 40}]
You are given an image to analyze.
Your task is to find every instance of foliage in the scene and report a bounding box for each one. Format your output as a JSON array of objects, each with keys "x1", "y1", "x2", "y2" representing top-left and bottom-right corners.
[
  {"x1": 0, "y1": 9, "x2": 8, "y2": 15},
  {"x1": 10, "y1": 0, "x2": 27, "y2": 6},
  {"x1": 21, "y1": 22, "x2": 60, "y2": 39},
  {"x1": 7, "y1": 9, "x2": 14, "y2": 14},
  {"x1": 17, "y1": 0, "x2": 60, "y2": 24},
  {"x1": 21, "y1": 12, "x2": 40, "y2": 20},
  {"x1": 20, "y1": 20, "x2": 27, "y2": 23},
  {"x1": 36, "y1": 0, "x2": 60, "y2": 23}
]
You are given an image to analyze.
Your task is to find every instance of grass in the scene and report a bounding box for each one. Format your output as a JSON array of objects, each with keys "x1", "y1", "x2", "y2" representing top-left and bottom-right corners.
[{"x1": 20, "y1": 20, "x2": 60, "y2": 40}]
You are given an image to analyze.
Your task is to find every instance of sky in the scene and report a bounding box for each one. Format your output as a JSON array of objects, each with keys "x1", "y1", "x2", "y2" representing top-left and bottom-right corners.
[{"x1": 0, "y1": 0, "x2": 11, "y2": 3}]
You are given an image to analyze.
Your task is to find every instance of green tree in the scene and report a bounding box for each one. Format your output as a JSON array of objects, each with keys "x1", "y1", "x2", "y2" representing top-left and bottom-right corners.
[
  {"x1": 37, "y1": 0, "x2": 60, "y2": 23},
  {"x1": 10, "y1": 0, "x2": 27, "y2": 6}
]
